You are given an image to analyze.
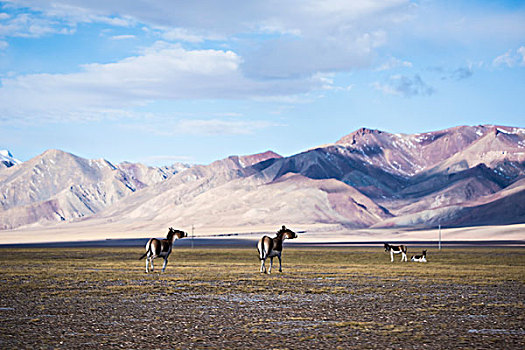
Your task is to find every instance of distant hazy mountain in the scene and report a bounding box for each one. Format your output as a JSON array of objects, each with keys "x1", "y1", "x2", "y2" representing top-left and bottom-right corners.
[
  {"x1": 1, "y1": 125, "x2": 523, "y2": 231},
  {"x1": 0, "y1": 149, "x2": 190, "y2": 229}
]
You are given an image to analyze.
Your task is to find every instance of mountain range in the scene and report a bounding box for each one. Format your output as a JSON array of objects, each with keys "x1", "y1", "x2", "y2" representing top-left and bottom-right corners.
[{"x1": 1, "y1": 125, "x2": 524, "y2": 233}]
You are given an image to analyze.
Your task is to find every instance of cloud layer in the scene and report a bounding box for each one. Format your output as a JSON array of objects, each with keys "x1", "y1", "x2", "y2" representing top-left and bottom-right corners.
[
  {"x1": 0, "y1": 0, "x2": 416, "y2": 121},
  {"x1": 0, "y1": 42, "x2": 327, "y2": 121},
  {"x1": 1, "y1": 0, "x2": 524, "y2": 125}
]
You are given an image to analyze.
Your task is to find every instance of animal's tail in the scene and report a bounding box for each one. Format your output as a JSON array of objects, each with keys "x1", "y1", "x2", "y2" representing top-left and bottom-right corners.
[
  {"x1": 139, "y1": 239, "x2": 151, "y2": 260},
  {"x1": 257, "y1": 246, "x2": 265, "y2": 260},
  {"x1": 257, "y1": 240, "x2": 266, "y2": 260}
]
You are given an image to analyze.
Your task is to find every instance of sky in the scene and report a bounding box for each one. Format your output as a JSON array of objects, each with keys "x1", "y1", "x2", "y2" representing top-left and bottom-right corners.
[{"x1": 0, "y1": 0, "x2": 524, "y2": 166}]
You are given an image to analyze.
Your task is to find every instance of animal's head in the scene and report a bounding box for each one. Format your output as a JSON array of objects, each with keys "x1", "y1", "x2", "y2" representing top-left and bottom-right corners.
[
  {"x1": 278, "y1": 225, "x2": 297, "y2": 240},
  {"x1": 384, "y1": 243, "x2": 389, "y2": 251},
  {"x1": 167, "y1": 227, "x2": 187, "y2": 240},
  {"x1": 422, "y1": 250, "x2": 427, "y2": 255}
]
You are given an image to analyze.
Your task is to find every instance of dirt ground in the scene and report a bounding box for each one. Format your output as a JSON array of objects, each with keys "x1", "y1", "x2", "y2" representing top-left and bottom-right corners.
[{"x1": 0, "y1": 247, "x2": 523, "y2": 349}]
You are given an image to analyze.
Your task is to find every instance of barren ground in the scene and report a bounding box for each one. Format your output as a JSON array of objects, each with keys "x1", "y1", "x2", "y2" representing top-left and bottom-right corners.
[
  {"x1": 0, "y1": 247, "x2": 523, "y2": 349},
  {"x1": 1, "y1": 223, "x2": 524, "y2": 245}
]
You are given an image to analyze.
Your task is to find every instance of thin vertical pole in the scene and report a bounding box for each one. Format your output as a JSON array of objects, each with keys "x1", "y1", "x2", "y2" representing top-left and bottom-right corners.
[
  {"x1": 438, "y1": 224, "x2": 442, "y2": 251},
  {"x1": 191, "y1": 224, "x2": 194, "y2": 249}
]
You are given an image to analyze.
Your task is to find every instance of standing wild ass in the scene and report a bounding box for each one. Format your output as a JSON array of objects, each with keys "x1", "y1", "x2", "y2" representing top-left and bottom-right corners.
[
  {"x1": 384, "y1": 243, "x2": 408, "y2": 262},
  {"x1": 257, "y1": 225, "x2": 297, "y2": 274},
  {"x1": 139, "y1": 227, "x2": 187, "y2": 273}
]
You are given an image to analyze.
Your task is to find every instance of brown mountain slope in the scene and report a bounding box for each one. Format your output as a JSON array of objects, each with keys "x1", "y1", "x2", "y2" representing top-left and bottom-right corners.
[
  {"x1": 335, "y1": 125, "x2": 490, "y2": 176},
  {"x1": 86, "y1": 172, "x2": 391, "y2": 231},
  {"x1": 1, "y1": 125, "x2": 523, "y2": 232},
  {"x1": 90, "y1": 151, "x2": 282, "y2": 222},
  {"x1": 426, "y1": 126, "x2": 525, "y2": 176},
  {"x1": 372, "y1": 180, "x2": 525, "y2": 228}
]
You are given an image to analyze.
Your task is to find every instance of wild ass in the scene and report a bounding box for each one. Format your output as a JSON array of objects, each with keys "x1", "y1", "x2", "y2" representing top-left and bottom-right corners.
[
  {"x1": 257, "y1": 225, "x2": 297, "y2": 274},
  {"x1": 411, "y1": 250, "x2": 427, "y2": 263},
  {"x1": 384, "y1": 243, "x2": 408, "y2": 262},
  {"x1": 139, "y1": 227, "x2": 187, "y2": 273}
]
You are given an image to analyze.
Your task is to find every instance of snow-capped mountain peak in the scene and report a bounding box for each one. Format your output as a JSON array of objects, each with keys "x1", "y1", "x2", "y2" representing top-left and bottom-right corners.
[{"x1": 0, "y1": 150, "x2": 22, "y2": 168}]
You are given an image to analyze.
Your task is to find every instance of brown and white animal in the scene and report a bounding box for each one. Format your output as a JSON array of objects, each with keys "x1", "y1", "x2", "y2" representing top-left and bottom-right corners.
[
  {"x1": 257, "y1": 225, "x2": 297, "y2": 274},
  {"x1": 139, "y1": 227, "x2": 187, "y2": 273},
  {"x1": 384, "y1": 243, "x2": 408, "y2": 262},
  {"x1": 411, "y1": 250, "x2": 427, "y2": 263}
]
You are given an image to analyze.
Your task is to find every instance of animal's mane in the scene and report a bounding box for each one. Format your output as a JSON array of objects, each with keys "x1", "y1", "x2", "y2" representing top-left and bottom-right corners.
[
  {"x1": 167, "y1": 228, "x2": 186, "y2": 240},
  {"x1": 275, "y1": 226, "x2": 290, "y2": 238}
]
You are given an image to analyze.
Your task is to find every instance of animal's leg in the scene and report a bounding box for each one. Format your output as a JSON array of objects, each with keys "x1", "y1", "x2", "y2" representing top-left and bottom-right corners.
[
  {"x1": 150, "y1": 257, "x2": 154, "y2": 272},
  {"x1": 260, "y1": 259, "x2": 266, "y2": 273},
  {"x1": 390, "y1": 251, "x2": 394, "y2": 262},
  {"x1": 268, "y1": 257, "x2": 273, "y2": 274},
  {"x1": 162, "y1": 258, "x2": 168, "y2": 272},
  {"x1": 278, "y1": 255, "x2": 282, "y2": 272},
  {"x1": 402, "y1": 252, "x2": 407, "y2": 262},
  {"x1": 145, "y1": 256, "x2": 149, "y2": 273}
]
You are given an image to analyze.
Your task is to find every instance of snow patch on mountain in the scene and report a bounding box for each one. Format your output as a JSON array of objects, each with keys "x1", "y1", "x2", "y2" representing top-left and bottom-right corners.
[{"x1": 0, "y1": 150, "x2": 21, "y2": 168}]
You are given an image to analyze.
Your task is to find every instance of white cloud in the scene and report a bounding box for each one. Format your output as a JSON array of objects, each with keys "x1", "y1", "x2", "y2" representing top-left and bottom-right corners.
[
  {"x1": 0, "y1": 12, "x2": 73, "y2": 38},
  {"x1": 176, "y1": 119, "x2": 279, "y2": 135},
  {"x1": 110, "y1": 34, "x2": 135, "y2": 40},
  {"x1": 121, "y1": 116, "x2": 280, "y2": 137},
  {"x1": 242, "y1": 30, "x2": 388, "y2": 79},
  {"x1": 493, "y1": 47, "x2": 525, "y2": 68},
  {"x1": 396, "y1": 3, "x2": 525, "y2": 48},
  {"x1": 0, "y1": 40, "x2": 8, "y2": 49},
  {"x1": 158, "y1": 27, "x2": 209, "y2": 43},
  {"x1": 493, "y1": 50, "x2": 515, "y2": 67},
  {"x1": 372, "y1": 74, "x2": 434, "y2": 97},
  {"x1": 3, "y1": 0, "x2": 521, "y2": 124},
  {"x1": 376, "y1": 56, "x2": 412, "y2": 71},
  {"x1": 0, "y1": 42, "x2": 326, "y2": 122},
  {"x1": 7, "y1": 1, "x2": 410, "y2": 35},
  {"x1": 516, "y1": 46, "x2": 525, "y2": 66},
  {"x1": 4, "y1": 0, "x2": 412, "y2": 78}
]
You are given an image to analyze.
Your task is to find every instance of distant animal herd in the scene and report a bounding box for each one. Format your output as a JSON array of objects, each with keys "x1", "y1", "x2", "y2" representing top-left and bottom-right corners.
[{"x1": 140, "y1": 226, "x2": 428, "y2": 273}]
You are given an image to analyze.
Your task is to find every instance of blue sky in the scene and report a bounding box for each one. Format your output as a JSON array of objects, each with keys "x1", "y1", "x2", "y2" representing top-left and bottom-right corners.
[{"x1": 0, "y1": 0, "x2": 524, "y2": 165}]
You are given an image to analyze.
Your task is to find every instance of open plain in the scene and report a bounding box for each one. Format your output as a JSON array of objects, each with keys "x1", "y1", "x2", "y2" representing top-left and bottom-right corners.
[{"x1": 0, "y1": 247, "x2": 523, "y2": 349}]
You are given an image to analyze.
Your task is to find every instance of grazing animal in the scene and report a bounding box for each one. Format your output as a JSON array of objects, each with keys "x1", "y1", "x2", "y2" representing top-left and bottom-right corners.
[
  {"x1": 384, "y1": 243, "x2": 408, "y2": 262},
  {"x1": 257, "y1": 225, "x2": 297, "y2": 274},
  {"x1": 411, "y1": 250, "x2": 427, "y2": 263},
  {"x1": 139, "y1": 227, "x2": 187, "y2": 273}
]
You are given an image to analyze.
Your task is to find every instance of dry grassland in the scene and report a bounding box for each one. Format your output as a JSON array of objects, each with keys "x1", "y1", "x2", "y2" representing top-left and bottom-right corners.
[{"x1": 0, "y1": 247, "x2": 523, "y2": 349}]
